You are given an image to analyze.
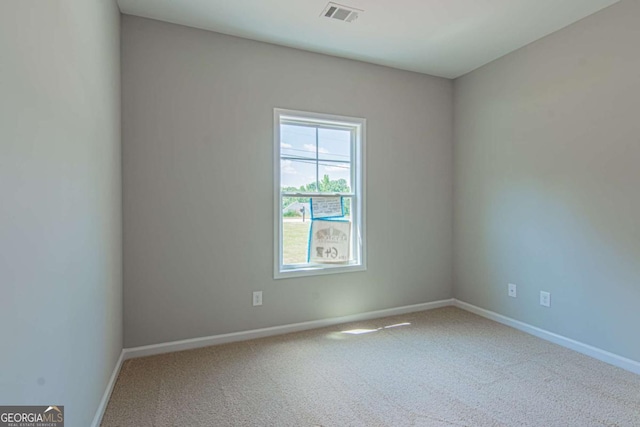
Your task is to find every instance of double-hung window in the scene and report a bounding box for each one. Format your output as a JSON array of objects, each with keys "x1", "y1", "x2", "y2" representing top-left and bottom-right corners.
[{"x1": 274, "y1": 108, "x2": 366, "y2": 278}]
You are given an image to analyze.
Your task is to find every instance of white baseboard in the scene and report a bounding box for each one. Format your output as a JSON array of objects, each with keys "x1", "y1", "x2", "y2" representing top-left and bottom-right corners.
[
  {"x1": 91, "y1": 349, "x2": 125, "y2": 427},
  {"x1": 123, "y1": 299, "x2": 455, "y2": 360},
  {"x1": 453, "y1": 299, "x2": 640, "y2": 376}
]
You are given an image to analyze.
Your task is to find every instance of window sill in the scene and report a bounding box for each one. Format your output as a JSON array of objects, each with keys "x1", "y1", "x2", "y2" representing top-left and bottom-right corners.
[{"x1": 275, "y1": 263, "x2": 366, "y2": 280}]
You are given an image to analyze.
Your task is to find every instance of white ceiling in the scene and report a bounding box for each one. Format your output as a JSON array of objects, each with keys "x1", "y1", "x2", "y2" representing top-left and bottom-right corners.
[{"x1": 117, "y1": 0, "x2": 619, "y2": 78}]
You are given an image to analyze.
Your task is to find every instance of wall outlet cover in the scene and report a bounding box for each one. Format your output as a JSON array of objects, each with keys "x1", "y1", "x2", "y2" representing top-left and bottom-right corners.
[
  {"x1": 540, "y1": 291, "x2": 551, "y2": 307},
  {"x1": 253, "y1": 291, "x2": 263, "y2": 306},
  {"x1": 508, "y1": 283, "x2": 517, "y2": 298}
]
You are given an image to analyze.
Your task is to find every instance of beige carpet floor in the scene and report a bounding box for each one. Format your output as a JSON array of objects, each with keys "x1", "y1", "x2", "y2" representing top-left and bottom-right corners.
[{"x1": 101, "y1": 307, "x2": 640, "y2": 426}]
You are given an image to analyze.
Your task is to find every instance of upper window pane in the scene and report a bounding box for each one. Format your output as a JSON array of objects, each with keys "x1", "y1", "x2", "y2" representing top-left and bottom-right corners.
[
  {"x1": 318, "y1": 163, "x2": 351, "y2": 192},
  {"x1": 318, "y1": 128, "x2": 351, "y2": 162},
  {"x1": 281, "y1": 124, "x2": 316, "y2": 160},
  {"x1": 280, "y1": 159, "x2": 316, "y2": 189},
  {"x1": 280, "y1": 123, "x2": 353, "y2": 193}
]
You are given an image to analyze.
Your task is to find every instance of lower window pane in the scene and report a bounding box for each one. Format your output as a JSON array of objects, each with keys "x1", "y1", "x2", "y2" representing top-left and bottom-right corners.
[
  {"x1": 281, "y1": 196, "x2": 353, "y2": 266},
  {"x1": 282, "y1": 199, "x2": 312, "y2": 265}
]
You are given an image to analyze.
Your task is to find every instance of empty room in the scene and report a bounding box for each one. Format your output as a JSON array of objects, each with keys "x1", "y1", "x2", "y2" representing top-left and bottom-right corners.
[{"x1": 2, "y1": 0, "x2": 639, "y2": 426}]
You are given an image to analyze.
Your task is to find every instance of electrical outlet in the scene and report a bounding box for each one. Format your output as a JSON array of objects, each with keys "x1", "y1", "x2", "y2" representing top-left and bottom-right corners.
[
  {"x1": 508, "y1": 283, "x2": 517, "y2": 298},
  {"x1": 253, "y1": 291, "x2": 263, "y2": 306},
  {"x1": 540, "y1": 291, "x2": 551, "y2": 307}
]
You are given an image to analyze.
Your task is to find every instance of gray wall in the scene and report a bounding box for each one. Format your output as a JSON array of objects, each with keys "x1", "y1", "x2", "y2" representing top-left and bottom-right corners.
[
  {"x1": 122, "y1": 16, "x2": 453, "y2": 347},
  {"x1": 0, "y1": 0, "x2": 122, "y2": 425},
  {"x1": 454, "y1": 0, "x2": 640, "y2": 361}
]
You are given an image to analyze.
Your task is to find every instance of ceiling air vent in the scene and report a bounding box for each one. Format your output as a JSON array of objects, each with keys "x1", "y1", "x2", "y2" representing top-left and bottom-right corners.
[{"x1": 321, "y1": 2, "x2": 363, "y2": 23}]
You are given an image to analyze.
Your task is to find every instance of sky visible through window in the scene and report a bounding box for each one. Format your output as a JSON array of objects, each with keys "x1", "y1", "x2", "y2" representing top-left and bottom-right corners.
[{"x1": 280, "y1": 124, "x2": 351, "y2": 190}]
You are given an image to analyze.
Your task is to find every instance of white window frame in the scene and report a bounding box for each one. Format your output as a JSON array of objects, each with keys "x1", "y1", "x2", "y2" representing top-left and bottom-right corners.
[{"x1": 274, "y1": 108, "x2": 366, "y2": 279}]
